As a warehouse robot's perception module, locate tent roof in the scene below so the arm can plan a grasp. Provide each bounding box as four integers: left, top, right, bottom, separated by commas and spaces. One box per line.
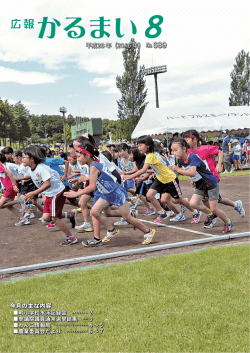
131, 107, 250, 138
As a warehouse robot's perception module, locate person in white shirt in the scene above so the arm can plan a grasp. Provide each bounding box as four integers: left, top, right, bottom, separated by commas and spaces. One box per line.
22, 145, 78, 246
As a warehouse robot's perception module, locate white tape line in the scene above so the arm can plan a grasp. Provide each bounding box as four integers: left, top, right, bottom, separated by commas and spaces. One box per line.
139, 218, 216, 237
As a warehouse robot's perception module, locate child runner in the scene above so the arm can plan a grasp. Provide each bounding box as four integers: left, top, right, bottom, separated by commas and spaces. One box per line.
123, 135, 200, 224
13, 149, 37, 221
22, 145, 78, 246
119, 143, 136, 196
183, 130, 245, 228
71, 136, 133, 245
0, 153, 27, 225
44, 151, 71, 228
129, 147, 155, 215
169, 138, 233, 234
64, 142, 156, 245
68, 155, 80, 179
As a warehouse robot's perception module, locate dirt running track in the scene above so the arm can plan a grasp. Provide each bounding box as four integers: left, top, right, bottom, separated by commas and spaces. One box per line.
0, 175, 249, 280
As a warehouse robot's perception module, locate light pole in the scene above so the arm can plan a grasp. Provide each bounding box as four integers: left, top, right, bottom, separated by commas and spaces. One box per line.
142, 65, 167, 108
59, 106, 67, 152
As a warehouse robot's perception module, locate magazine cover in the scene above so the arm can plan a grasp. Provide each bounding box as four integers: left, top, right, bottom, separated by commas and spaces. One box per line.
0, 1, 249, 352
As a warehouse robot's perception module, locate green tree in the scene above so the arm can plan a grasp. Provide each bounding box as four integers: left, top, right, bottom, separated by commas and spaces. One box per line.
0, 99, 15, 146
116, 38, 148, 140
66, 114, 76, 127
12, 101, 31, 146
53, 133, 63, 144
102, 119, 121, 141
30, 133, 41, 144
61, 123, 72, 142
229, 50, 250, 106
28, 114, 64, 138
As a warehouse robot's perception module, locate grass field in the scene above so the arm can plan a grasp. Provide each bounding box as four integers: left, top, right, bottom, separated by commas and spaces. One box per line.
0, 244, 249, 353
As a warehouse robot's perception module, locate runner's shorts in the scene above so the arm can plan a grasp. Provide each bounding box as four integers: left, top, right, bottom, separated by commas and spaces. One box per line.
194, 183, 220, 201
43, 189, 66, 218
150, 177, 182, 199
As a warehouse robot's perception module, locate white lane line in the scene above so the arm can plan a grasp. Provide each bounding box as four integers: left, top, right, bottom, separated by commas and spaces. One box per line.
139, 219, 216, 237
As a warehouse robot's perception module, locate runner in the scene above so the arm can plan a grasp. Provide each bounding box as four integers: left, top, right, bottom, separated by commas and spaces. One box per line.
169, 138, 233, 234
183, 130, 245, 228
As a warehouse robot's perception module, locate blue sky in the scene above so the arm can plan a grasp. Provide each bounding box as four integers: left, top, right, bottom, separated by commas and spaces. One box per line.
0, 0, 249, 121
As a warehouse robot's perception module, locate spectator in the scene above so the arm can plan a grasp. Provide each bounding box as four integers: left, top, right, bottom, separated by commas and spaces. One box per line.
98, 143, 103, 152
213, 136, 220, 145
52, 145, 61, 158
231, 139, 243, 171
221, 130, 231, 173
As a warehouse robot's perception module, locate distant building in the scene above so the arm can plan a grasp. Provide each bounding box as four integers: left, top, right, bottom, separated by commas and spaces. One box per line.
71, 118, 102, 144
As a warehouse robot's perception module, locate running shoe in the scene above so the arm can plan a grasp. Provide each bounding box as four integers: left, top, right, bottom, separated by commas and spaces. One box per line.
134, 198, 143, 207
39, 216, 49, 224
130, 208, 138, 218
60, 235, 78, 246
82, 238, 102, 247
142, 228, 156, 245
114, 218, 129, 226
234, 200, 245, 218
46, 223, 57, 228
23, 212, 35, 219
181, 198, 188, 214
129, 197, 137, 206
15, 218, 30, 226
167, 211, 175, 217
204, 214, 217, 228
75, 222, 93, 231
191, 210, 202, 224
69, 209, 77, 228
222, 219, 233, 234
102, 228, 120, 243
154, 211, 168, 223
143, 208, 156, 216
170, 213, 186, 222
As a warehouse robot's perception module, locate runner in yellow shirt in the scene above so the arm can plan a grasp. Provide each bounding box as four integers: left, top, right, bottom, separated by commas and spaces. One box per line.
124, 135, 200, 223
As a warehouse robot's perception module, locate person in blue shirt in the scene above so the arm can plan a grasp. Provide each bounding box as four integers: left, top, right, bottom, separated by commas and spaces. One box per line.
221, 130, 232, 173
169, 138, 233, 234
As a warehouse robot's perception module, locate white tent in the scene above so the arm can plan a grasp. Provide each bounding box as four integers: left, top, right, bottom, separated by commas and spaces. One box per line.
131, 107, 250, 138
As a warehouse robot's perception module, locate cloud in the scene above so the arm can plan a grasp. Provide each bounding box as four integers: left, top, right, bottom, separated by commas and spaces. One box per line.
0, 66, 61, 85
90, 74, 119, 94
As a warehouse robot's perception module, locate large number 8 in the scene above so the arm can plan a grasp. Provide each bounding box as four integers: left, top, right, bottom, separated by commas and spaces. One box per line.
145, 15, 163, 39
